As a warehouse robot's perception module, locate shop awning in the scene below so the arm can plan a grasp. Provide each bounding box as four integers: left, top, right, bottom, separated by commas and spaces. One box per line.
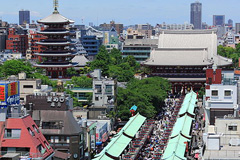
93, 113, 146, 160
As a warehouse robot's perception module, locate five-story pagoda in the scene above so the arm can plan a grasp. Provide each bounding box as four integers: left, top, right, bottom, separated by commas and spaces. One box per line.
34, 0, 76, 79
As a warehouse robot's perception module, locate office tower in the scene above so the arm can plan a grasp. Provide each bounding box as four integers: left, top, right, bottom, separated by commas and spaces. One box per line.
190, 1, 202, 29
213, 15, 225, 26
19, 10, 30, 25
228, 19, 233, 27
236, 23, 240, 34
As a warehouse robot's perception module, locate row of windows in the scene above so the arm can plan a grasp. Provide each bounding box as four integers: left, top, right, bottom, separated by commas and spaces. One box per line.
211, 90, 232, 97
4, 125, 40, 139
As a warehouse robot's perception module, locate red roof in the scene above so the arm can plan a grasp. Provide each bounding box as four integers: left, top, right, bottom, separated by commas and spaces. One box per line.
0, 115, 54, 159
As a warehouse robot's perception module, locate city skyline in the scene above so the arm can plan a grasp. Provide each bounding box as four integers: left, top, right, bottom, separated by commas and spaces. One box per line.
0, 0, 239, 25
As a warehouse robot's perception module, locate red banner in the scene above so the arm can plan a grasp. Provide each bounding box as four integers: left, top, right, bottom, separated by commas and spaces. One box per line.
0, 85, 5, 101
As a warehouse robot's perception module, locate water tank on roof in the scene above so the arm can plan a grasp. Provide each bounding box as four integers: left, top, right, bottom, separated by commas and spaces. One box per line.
18, 72, 26, 80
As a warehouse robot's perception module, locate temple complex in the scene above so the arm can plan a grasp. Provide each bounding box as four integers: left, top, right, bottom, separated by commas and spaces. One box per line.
144, 30, 232, 94
34, 0, 76, 79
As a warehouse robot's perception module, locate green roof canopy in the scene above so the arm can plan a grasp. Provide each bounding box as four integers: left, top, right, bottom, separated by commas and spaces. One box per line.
178, 91, 197, 116
93, 113, 146, 160
162, 91, 197, 160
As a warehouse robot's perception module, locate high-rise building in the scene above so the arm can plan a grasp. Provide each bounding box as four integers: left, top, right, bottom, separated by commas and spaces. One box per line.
6, 28, 28, 55
235, 23, 240, 34
19, 10, 30, 25
213, 15, 225, 26
190, 1, 202, 29
228, 19, 233, 27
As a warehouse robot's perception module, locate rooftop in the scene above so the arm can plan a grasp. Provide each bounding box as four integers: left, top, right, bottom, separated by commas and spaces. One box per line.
37, 12, 74, 24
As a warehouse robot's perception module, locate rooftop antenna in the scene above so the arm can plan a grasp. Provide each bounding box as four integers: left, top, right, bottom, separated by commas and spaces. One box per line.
53, 0, 59, 14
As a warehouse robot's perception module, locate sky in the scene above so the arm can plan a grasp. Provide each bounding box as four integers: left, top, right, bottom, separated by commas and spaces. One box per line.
0, 0, 240, 26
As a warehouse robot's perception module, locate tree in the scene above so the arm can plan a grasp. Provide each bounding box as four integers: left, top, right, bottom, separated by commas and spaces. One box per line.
1, 59, 35, 78
217, 45, 239, 68
65, 76, 92, 88
89, 46, 139, 82
67, 67, 78, 76
109, 48, 123, 65
117, 77, 170, 120
89, 46, 110, 76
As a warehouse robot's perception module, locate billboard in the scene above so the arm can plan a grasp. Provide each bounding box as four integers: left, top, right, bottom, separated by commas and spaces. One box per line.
0, 81, 20, 108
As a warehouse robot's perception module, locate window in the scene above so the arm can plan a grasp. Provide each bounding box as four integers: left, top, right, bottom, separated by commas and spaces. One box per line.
95, 85, 102, 93
4, 129, 21, 138
228, 125, 237, 131
23, 85, 33, 88
225, 90, 231, 97
44, 141, 51, 149
66, 137, 70, 143
105, 85, 112, 94
27, 128, 35, 136
55, 136, 59, 143
95, 96, 99, 101
211, 90, 218, 96
50, 136, 54, 143
37, 144, 46, 154
33, 125, 39, 134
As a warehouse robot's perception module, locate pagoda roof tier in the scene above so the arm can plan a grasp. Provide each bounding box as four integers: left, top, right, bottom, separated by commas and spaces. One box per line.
37, 31, 70, 35
36, 41, 70, 46
42, 50, 69, 53
34, 52, 75, 56
37, 13, 74, 24
34, 63, 78, 68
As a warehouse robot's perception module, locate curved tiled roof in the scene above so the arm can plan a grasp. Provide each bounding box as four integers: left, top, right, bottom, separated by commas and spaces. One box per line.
38, 13, 74, 24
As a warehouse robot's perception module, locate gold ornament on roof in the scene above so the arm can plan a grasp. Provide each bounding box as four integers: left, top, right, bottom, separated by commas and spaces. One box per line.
53, 0, 59, 14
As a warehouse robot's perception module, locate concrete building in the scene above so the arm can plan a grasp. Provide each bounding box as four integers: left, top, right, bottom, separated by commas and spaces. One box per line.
228, 19, 233, 27
156, 22, 194, 31
19, 10, 30, 25
203, 118, 240, 159
234, 34, 240, 46
70, 88, 93, 103
0, 81, 54, 160
126, 28, 154, 39
122, 39, 158, 62
0, 50, 23, 62
235, 23, 240, 34
0, 27, 7, 52
190, 1, 202, 29
99, 21, 123, 35
87, 70, 116, 119
80, 35, 101, 61
26, 92, 85, 160
205, 69, 238, 125
102, 27, 119, 52
213, 15, 225, 26
135, 24, 153, 30
6, 28, 28, 55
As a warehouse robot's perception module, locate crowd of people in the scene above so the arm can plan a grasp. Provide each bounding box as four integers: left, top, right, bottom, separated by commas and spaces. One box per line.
137, 97, 181, 160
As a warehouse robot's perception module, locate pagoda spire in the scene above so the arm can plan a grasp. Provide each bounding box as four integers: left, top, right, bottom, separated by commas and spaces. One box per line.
53, 0, 59, 14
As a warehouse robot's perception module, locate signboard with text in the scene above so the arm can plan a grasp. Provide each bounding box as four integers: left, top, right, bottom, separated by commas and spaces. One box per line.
0, 81, 20, 108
